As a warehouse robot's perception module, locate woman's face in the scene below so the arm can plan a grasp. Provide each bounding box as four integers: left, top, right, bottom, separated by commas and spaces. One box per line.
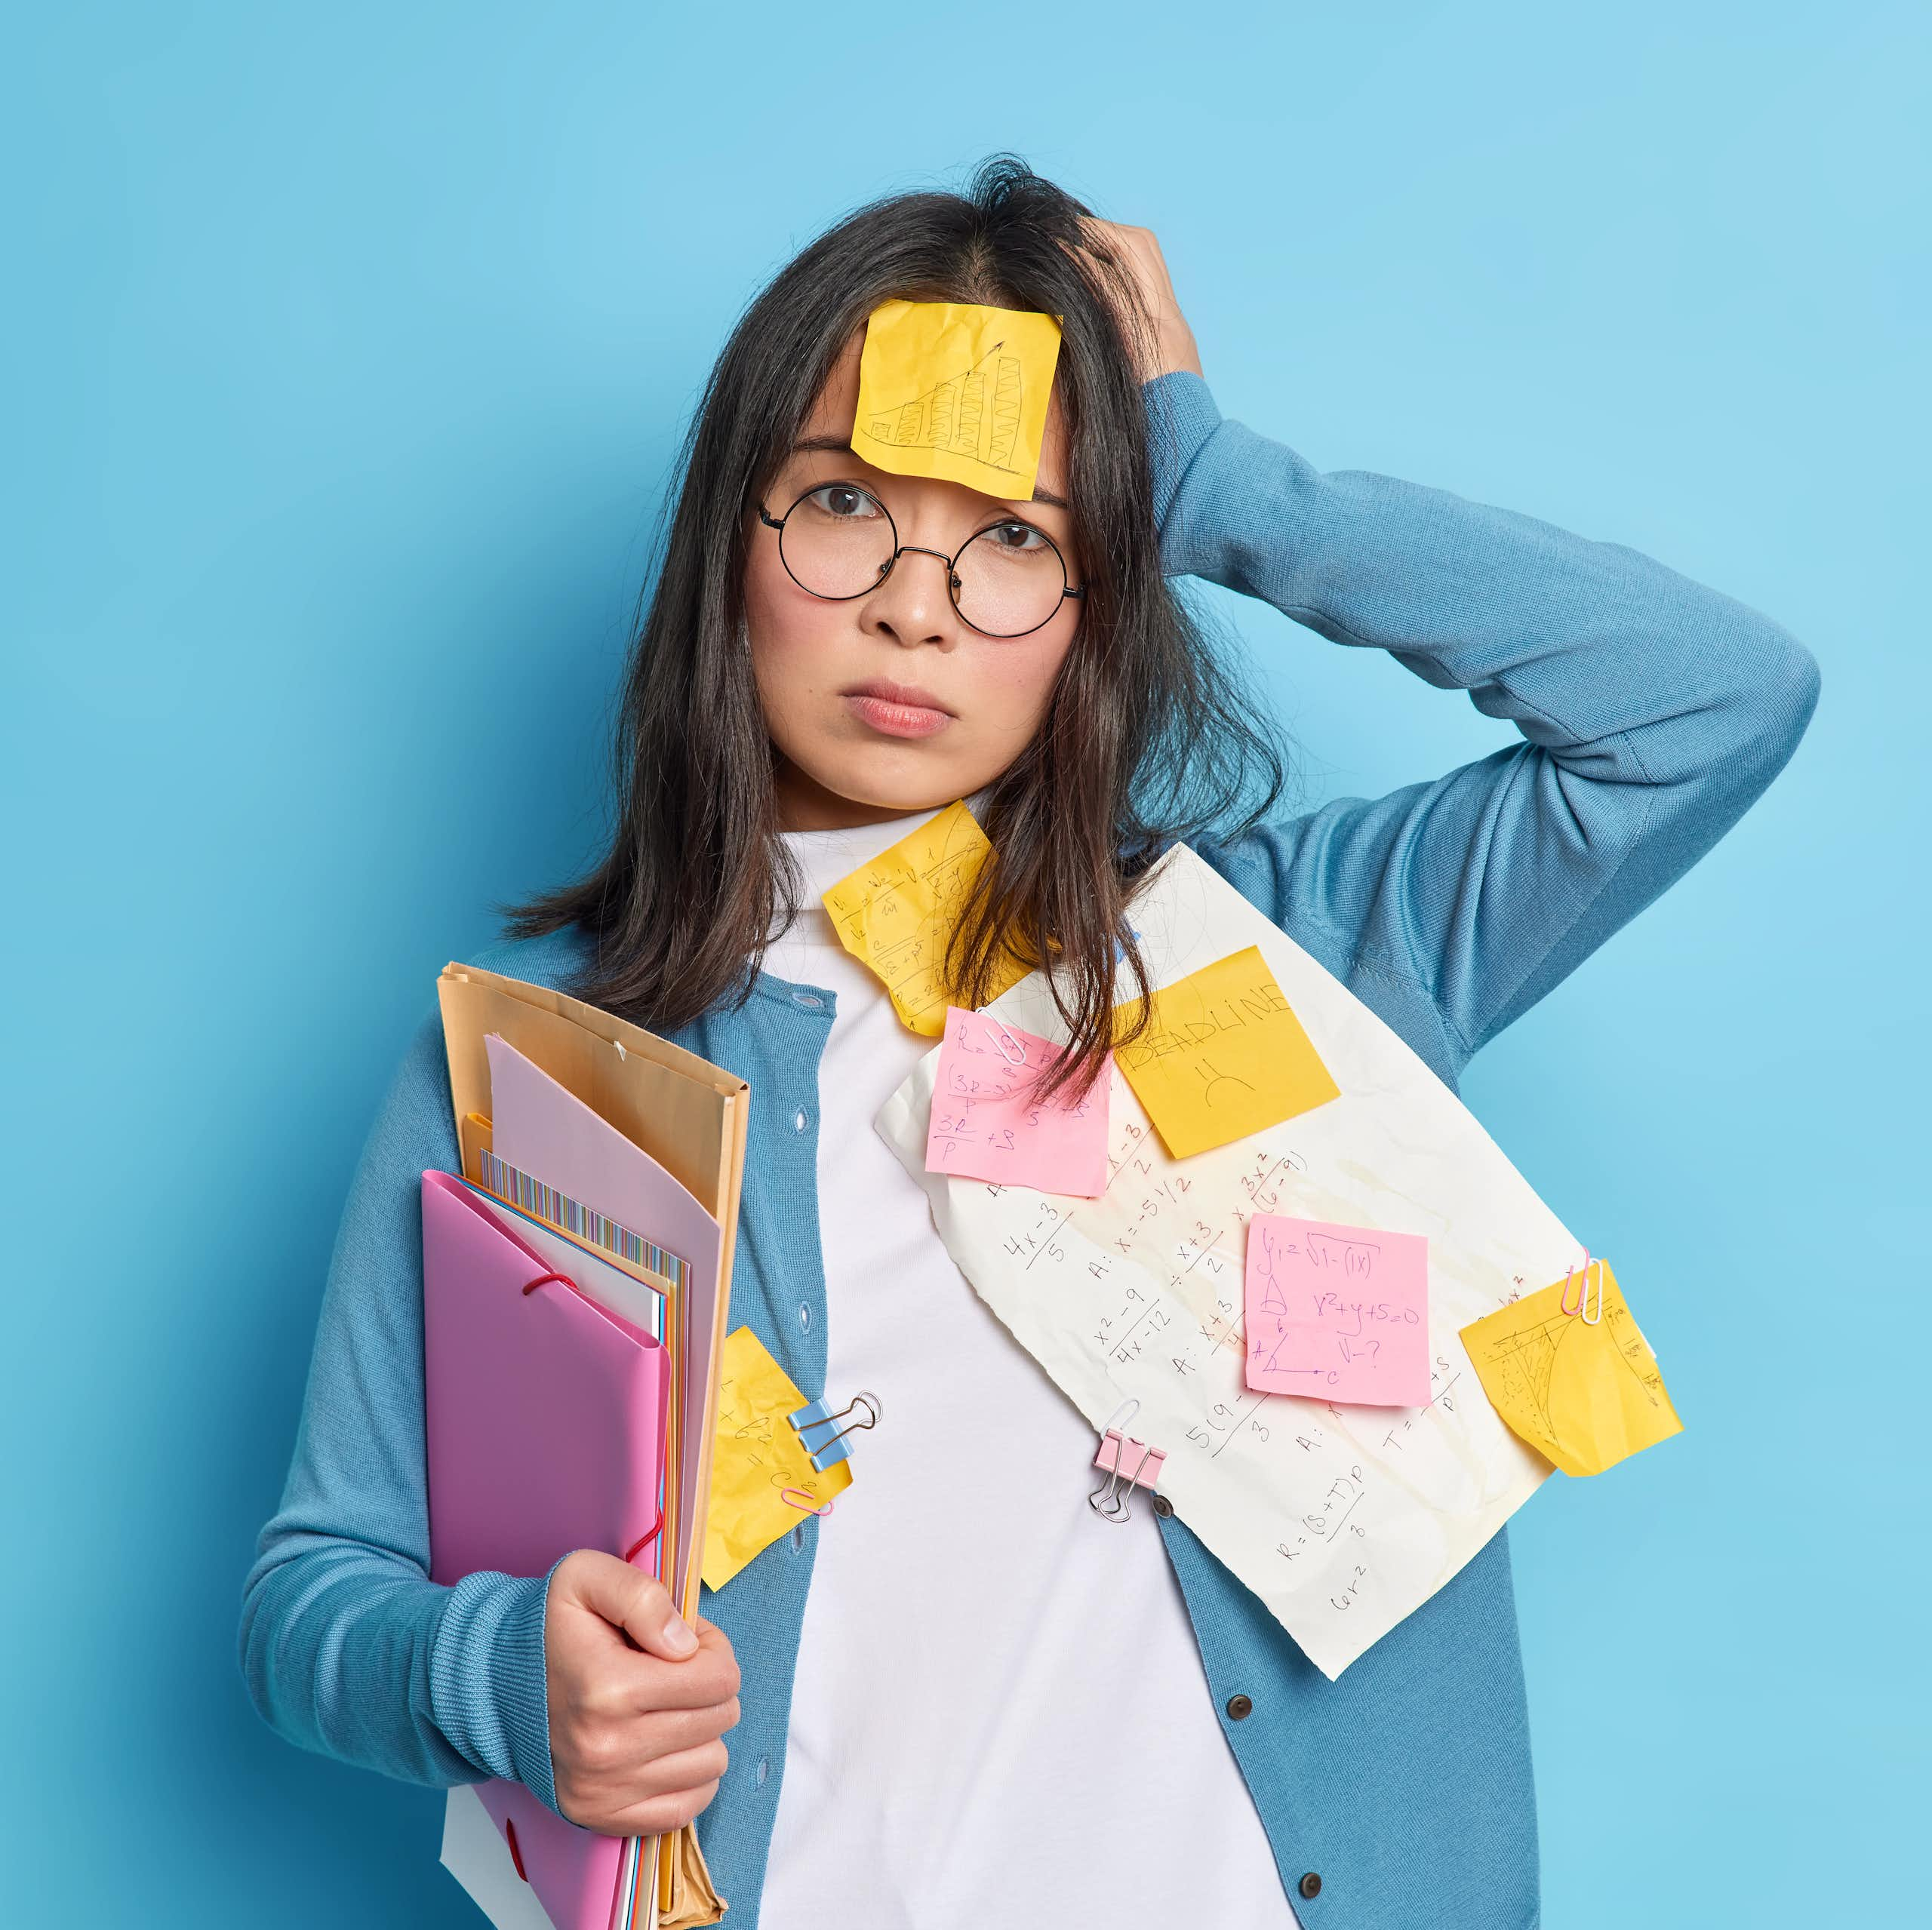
745, 333, 1084, 831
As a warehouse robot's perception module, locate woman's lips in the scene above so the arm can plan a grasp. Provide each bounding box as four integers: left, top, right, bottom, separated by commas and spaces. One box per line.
842, 688, 954, 739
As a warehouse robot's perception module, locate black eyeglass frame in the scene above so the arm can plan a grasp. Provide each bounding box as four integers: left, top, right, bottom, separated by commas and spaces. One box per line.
756, 481, 1085, 640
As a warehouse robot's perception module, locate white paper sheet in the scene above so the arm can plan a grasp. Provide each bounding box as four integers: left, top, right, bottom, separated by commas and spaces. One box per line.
875, 845, 1572, 1678
441, 1785, 558, 1930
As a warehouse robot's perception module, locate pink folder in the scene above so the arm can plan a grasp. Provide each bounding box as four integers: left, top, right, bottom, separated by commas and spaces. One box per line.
422, 1171, 670, 1930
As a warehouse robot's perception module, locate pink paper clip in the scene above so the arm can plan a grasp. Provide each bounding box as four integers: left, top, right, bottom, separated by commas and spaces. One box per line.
1559, 1251, 1604, 1326
781, 1487, 833, 1517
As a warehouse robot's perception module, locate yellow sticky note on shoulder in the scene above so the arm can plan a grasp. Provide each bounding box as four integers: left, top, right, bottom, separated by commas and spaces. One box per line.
822, 799, 1030, 1035
1459, 1262, 1682, 1478
1114, 945, 1340, 1159
703, 1326, 851, 1591
851, 300, 1063, 500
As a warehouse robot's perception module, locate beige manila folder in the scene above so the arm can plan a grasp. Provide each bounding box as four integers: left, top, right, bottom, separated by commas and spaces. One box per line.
436, 962, 749, 1930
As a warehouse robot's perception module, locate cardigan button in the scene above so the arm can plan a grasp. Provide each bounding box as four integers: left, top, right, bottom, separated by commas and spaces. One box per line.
1298, 1872, 1322, 1900
1225, 1693, 1253, 1721
1152, 1495, 1174, 1519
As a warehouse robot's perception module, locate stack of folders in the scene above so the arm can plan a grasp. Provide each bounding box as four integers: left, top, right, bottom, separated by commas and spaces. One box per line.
426, 962, 748, 1930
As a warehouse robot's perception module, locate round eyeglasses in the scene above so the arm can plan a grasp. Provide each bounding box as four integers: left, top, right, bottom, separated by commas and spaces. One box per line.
757, 481, 1084, 639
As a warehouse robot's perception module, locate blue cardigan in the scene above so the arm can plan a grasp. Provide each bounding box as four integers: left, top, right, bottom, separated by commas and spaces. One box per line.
239, 373, 1819, 1928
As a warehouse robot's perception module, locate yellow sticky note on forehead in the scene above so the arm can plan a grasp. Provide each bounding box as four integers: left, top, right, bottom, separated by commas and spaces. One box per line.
822, 798, 1031, 1035
851, 299, 1063, 500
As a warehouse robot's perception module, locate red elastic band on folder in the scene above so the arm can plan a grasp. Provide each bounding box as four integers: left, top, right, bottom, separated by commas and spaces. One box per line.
624, 1512, 664, 1564
504, 1818, 528, 1882
520, 1271, 574, 1298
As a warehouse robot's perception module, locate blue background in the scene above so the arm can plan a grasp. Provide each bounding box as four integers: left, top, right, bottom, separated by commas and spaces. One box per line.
5, 4, 1924, 1922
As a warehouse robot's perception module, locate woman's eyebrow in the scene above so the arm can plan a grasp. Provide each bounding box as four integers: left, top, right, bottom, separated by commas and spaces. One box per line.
788, 435, 1072, 513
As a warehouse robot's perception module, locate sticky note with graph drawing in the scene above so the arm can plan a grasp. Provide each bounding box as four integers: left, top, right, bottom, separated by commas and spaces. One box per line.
851, 300, 1063, 500
1458, 1260, 1683, 1477
1113, 944, 1341, 1158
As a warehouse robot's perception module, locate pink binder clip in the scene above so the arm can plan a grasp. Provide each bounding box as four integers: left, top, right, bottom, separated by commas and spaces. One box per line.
1088, 1402, 1168, 1525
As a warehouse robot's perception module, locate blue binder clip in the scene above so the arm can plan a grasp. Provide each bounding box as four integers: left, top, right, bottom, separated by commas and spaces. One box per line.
788, 1390, 882, 1472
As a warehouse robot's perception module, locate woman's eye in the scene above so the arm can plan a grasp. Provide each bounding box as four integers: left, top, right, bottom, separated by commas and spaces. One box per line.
986, 521, 1048, 552
808, 484, 881, 520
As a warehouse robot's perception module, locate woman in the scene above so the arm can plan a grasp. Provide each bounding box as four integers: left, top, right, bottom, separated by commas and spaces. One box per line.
242, 160, 1818, 1928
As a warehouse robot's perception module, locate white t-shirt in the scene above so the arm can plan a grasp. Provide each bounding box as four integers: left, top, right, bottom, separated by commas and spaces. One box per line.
757, 807, 1297, 1930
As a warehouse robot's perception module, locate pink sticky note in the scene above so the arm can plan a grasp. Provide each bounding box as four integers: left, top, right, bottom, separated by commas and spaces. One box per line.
1243, 1214, 1430, 1407
924, 1006, 1112, 1197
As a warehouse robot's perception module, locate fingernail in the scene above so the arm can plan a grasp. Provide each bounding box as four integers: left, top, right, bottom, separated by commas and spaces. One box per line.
663, 1614, 698, 1657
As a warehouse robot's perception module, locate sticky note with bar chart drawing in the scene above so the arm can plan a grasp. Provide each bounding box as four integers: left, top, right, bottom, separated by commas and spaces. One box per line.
851, 300, 1063, 500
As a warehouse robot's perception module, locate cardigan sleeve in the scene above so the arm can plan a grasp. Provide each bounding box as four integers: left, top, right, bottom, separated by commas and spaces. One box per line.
1144, 372, 1820, 1068
236, 1008, 561, 1811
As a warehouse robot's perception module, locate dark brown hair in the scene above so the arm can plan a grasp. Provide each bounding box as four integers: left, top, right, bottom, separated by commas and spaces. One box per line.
506, 157, 1286, 1096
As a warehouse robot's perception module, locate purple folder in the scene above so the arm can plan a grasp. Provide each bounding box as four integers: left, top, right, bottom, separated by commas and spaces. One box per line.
423, 1171, 669, 1930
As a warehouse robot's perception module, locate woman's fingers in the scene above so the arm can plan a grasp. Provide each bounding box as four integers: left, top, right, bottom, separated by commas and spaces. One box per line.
609, 1737, 731, 1802
551, 1549, 700, 1661
560, 1729, 731, 1837
599, 1776, 727, 1840
1075, 217, 1204, 383
618, 1621, 740, 1714
632, 1694, 741, 1752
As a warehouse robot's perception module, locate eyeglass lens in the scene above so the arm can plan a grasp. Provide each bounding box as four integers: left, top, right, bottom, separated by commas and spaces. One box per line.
776, 484, 1069, 638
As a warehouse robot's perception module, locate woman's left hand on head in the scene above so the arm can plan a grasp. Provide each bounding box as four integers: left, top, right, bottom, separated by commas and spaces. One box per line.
1080, 218, 1204, 384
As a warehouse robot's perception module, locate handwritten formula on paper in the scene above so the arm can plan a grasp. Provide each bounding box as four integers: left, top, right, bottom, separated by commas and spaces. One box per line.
1114, 945, 1340, 1158
821, 801, 1029, 1037
925, 1008, 1112, 1196
1243, 1214, 1431, 1408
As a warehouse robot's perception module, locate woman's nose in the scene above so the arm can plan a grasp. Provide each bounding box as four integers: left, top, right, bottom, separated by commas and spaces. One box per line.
862, 546, 960, 647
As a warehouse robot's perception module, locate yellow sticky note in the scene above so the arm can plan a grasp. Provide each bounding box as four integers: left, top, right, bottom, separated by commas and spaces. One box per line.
1458, 1262, 1683, 1478
822, 799, 1030, 1036
1113, 945, 1340, 1159
703, 1326, 852, 1591
851, 299, 1063, 500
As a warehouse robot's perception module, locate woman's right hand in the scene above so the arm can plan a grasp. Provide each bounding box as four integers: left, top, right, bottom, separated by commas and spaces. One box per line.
543, 1549, 742, 1835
